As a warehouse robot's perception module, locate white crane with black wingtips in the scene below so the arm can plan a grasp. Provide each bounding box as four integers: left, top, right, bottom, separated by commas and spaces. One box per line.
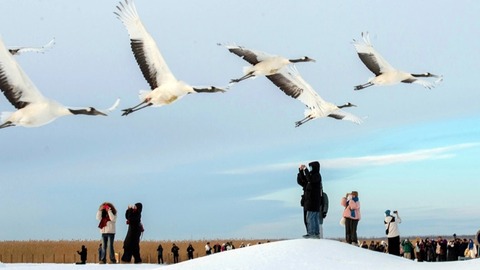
267, 66, 363, 127
353, 32, 443, 90
0, 37, 114, 129
221, 44, 315, 84
115, 0, 226, 116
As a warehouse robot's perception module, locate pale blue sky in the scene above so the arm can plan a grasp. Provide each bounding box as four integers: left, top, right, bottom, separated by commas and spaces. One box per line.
0, 0, 479, 241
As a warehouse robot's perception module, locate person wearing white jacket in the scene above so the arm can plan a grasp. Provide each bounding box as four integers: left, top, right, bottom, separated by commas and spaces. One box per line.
465, 239, 478, 259
384, 210, 402, 256
96, 202, 117, 264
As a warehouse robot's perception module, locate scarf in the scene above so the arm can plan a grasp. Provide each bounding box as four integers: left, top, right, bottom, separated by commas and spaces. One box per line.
350, 197, 359, 218
98, 210, 110, 229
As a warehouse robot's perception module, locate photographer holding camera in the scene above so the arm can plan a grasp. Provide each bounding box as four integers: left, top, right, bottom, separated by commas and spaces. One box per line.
341, 191, 361, 244
297, 161, 324, 239
76, 245, 87, 264
96, 202, 117, 264
384, 209, 402, 256
122, 202, 143, 264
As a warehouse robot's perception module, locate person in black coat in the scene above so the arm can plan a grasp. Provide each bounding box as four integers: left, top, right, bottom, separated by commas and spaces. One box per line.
76, 245, 87, 264
187, 243, 195, 260
297, 161, 322, 238
171, 243, 180, 263
121, 202, 143, 264
157, 244, 164, 264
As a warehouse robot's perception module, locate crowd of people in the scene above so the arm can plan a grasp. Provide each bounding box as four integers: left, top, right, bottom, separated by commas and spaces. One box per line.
296, 160, 479, 263
360, 236, 478, 261
84, 161, 478, 265
156, 241, 250, 264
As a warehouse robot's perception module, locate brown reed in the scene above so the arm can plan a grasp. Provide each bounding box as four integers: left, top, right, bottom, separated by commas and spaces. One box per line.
0, 239, 273, 264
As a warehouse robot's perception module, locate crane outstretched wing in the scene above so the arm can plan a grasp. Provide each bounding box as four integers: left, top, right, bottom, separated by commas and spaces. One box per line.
223, 44, 276, 65
0, 37, 46, 109
327, 110, 363, 124
267, 66, 326, 109
353, 32, 395, 75
115, 0, 176, 90
268, 66, 363, 124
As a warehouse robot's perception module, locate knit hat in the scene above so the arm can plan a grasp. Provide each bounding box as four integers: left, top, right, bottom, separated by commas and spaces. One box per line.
385, 210, 391, 216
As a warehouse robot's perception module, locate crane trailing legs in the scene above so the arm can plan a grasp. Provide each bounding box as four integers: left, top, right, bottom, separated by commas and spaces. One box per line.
121, 100, 151, 116
121, 86, 224, 116
354, 82, 374, 90
295, 102, 358, 127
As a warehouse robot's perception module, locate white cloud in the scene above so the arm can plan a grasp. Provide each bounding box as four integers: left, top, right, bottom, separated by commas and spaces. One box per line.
218, 142, 480, 175
248, 187, 300, 208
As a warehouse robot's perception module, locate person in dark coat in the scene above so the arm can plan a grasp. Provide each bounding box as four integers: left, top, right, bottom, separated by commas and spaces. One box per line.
171, 243, 180, 263
318, 191, 329, 238
187, 243, 195, 260
213, 243, 221, 253
76, 245, 87, 264
297, 166, 308, 231
121, 202, 143, 264
297, 161, 322, 238
156, 244, 164, 264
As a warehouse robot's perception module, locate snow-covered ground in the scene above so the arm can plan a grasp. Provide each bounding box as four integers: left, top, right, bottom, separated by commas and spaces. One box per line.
0, 239, 478, 270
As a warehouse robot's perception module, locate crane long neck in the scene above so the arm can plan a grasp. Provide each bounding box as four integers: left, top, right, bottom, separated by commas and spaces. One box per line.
337, 104, 353, 108
411, 73, 430, 77
69, 108, 91, 115
289, 58, 307, 63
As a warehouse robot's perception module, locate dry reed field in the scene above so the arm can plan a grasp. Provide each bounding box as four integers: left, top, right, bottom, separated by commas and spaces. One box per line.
0, 239, 272, 264
1, 236, 469, 264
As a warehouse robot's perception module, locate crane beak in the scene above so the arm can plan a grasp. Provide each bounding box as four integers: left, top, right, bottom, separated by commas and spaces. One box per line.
93, 109, 108, 116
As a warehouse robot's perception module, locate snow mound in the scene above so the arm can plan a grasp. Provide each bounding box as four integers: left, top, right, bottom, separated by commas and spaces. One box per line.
162, 239, 480, 270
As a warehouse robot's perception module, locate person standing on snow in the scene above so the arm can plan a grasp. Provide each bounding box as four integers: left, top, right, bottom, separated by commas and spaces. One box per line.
402, 238, 414, 259
171, 243, 180, 263
341, 191, 361, 244
205, 242, 212, 255
384, 210, 402, 256
76, 245, 88, 264
297, 161, 323, 238
156, 244, 164, 264
96, 202, 117, 264
319, 191, 329, 238
187, 243, 195, 260
121, 203, 143, 264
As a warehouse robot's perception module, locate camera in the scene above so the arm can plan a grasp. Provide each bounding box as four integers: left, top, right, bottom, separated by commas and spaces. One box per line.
393, 210, 398, 213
